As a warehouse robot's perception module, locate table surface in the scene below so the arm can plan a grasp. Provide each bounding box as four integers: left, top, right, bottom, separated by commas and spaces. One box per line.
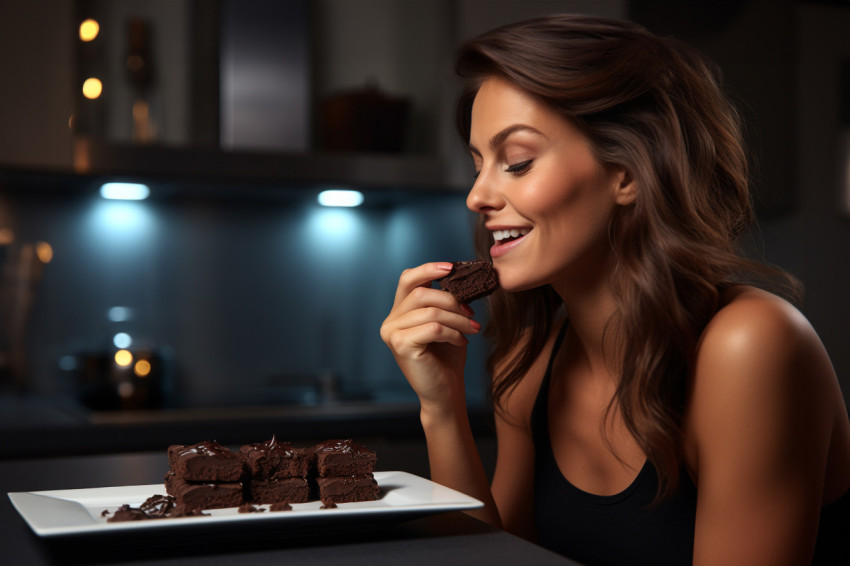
1, 452, 579, 565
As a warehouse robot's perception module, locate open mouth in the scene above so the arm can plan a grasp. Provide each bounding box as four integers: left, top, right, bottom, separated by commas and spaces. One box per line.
492, 228, 529, 245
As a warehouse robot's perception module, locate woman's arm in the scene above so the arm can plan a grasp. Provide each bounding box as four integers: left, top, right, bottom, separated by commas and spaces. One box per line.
380, 262, 501, 525
688, 288, 845, 566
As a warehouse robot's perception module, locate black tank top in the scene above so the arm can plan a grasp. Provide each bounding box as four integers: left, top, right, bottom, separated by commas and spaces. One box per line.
531, 323, 850, 565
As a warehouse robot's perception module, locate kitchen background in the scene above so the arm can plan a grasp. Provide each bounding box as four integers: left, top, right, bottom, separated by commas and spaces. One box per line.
1, 0, 848, 454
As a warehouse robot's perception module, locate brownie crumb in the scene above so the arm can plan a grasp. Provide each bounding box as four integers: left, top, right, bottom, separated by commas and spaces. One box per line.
269, 502, 292, 512
170, 505, 209, 518
107, 504, 148, 522
238, 503, 264, 514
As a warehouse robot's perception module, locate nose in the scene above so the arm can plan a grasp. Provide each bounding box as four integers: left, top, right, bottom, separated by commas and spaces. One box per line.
466, 169, 503, 214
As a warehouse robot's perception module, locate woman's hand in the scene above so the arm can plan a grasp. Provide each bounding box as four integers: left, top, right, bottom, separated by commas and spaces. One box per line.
380, 262, 481, 411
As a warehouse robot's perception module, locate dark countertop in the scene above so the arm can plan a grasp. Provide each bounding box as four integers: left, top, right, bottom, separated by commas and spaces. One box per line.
0, 395, 496, 473
1, 451, 577, 565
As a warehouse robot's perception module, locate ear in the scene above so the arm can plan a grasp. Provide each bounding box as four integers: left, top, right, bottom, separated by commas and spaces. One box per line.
613, 168, 637, 206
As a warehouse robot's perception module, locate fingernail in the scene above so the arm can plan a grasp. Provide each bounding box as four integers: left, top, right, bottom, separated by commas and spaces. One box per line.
470, 319, 481, 331
461, 304, 474, 317
436, 262, 454, 271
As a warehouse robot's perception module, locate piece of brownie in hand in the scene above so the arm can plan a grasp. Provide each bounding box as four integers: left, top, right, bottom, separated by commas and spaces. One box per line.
439, 260, 499, 303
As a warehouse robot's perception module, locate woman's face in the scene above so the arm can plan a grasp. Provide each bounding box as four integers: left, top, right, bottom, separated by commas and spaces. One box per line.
466, 76, 631, 293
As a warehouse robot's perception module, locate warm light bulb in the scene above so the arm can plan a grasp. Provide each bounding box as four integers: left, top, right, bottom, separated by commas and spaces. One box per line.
114, 349, 133, 367
82, 77, 103, 99
79, 19, 100, 42
35, 242, 53, 263
134, 359, 152, 378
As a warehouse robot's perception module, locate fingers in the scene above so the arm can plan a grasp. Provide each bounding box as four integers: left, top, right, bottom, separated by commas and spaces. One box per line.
389, 321, 470, 354
393, 262, 454, 306
381, 262, 481, 353
381, 291, 480, 348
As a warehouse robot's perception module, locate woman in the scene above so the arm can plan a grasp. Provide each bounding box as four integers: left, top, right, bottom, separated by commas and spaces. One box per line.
380, 14, 850, 565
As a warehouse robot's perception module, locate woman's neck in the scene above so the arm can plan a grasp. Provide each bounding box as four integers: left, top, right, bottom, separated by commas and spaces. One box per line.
553, 277, 619, 381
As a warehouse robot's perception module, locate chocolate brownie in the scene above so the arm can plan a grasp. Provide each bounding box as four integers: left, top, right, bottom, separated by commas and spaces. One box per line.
167, 440, 244, 482
439, 260, 499, 303
247, 477, 310, 504
312, 439, 377, 477
164, 473, 243, 510
239, 436, 310, 479
316, 474, 380, 504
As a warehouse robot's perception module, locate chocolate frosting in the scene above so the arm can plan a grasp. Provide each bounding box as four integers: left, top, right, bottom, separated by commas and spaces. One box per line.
243, 435, 299, 457
175, 440, 238, 459
313, 438, 372, 456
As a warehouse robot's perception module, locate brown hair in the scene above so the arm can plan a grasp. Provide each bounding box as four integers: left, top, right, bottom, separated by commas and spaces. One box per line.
455, 14, 801, 500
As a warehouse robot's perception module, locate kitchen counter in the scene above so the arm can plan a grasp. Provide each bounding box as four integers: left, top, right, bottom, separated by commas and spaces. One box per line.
1, 451, 576, 565
0, 395, 495, 471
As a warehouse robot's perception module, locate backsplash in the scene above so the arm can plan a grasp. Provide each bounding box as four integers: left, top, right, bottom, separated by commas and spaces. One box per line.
2, 180, 491, 410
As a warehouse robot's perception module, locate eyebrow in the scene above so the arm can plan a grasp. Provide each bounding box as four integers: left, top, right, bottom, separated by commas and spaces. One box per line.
468, 124, 546, 156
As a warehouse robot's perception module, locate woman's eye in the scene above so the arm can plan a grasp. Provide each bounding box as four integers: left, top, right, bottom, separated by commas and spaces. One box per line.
505, 159, 533, 175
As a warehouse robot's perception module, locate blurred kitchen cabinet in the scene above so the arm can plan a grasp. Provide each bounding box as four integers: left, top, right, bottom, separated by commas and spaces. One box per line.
0, 0, 75, 172
1, 0, 470, 192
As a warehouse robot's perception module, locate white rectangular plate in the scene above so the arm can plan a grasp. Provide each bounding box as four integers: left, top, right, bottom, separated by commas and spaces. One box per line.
8, 471, 483, 537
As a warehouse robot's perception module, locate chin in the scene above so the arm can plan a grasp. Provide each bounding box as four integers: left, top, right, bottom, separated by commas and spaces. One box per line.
496, 277, 541, 294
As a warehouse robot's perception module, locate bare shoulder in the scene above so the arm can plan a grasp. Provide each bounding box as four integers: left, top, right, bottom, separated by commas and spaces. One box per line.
694, 285, 832, 389
685, 294, 850, 563
687, 285, 844, 471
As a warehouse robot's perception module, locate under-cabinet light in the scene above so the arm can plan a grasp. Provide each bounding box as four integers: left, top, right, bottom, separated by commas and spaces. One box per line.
100, 182, 150, 200
317, 189, 363, 207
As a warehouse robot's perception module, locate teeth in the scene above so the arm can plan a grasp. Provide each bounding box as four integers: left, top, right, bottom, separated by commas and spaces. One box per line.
492, 228, 529, 242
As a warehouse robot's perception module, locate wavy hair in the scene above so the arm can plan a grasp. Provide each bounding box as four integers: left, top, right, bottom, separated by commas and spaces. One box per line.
455, 14, 801, 500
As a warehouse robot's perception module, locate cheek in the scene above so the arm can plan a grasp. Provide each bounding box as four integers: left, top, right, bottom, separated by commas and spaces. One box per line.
522, 170, 609, 221
529, 178, 616, 242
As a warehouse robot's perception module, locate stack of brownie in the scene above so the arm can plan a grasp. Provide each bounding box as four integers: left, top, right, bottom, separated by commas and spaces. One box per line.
239, 436, 311, 504
164, 440, 245, 510
162, 437, 381, 512
312, 438, 380, 505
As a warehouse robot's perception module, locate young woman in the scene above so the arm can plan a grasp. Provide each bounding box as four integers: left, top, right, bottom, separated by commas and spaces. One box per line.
380, 14, 850, 565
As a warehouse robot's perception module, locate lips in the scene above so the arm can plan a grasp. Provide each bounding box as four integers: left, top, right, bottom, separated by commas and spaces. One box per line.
489, 227, 530, 259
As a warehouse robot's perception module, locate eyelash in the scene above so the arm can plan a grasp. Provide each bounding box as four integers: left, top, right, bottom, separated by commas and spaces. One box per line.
505, 159, 533, 175
471, 159, 533, 179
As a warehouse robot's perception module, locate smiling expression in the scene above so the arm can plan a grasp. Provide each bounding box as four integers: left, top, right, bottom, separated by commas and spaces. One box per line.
466, 77, 631, 294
